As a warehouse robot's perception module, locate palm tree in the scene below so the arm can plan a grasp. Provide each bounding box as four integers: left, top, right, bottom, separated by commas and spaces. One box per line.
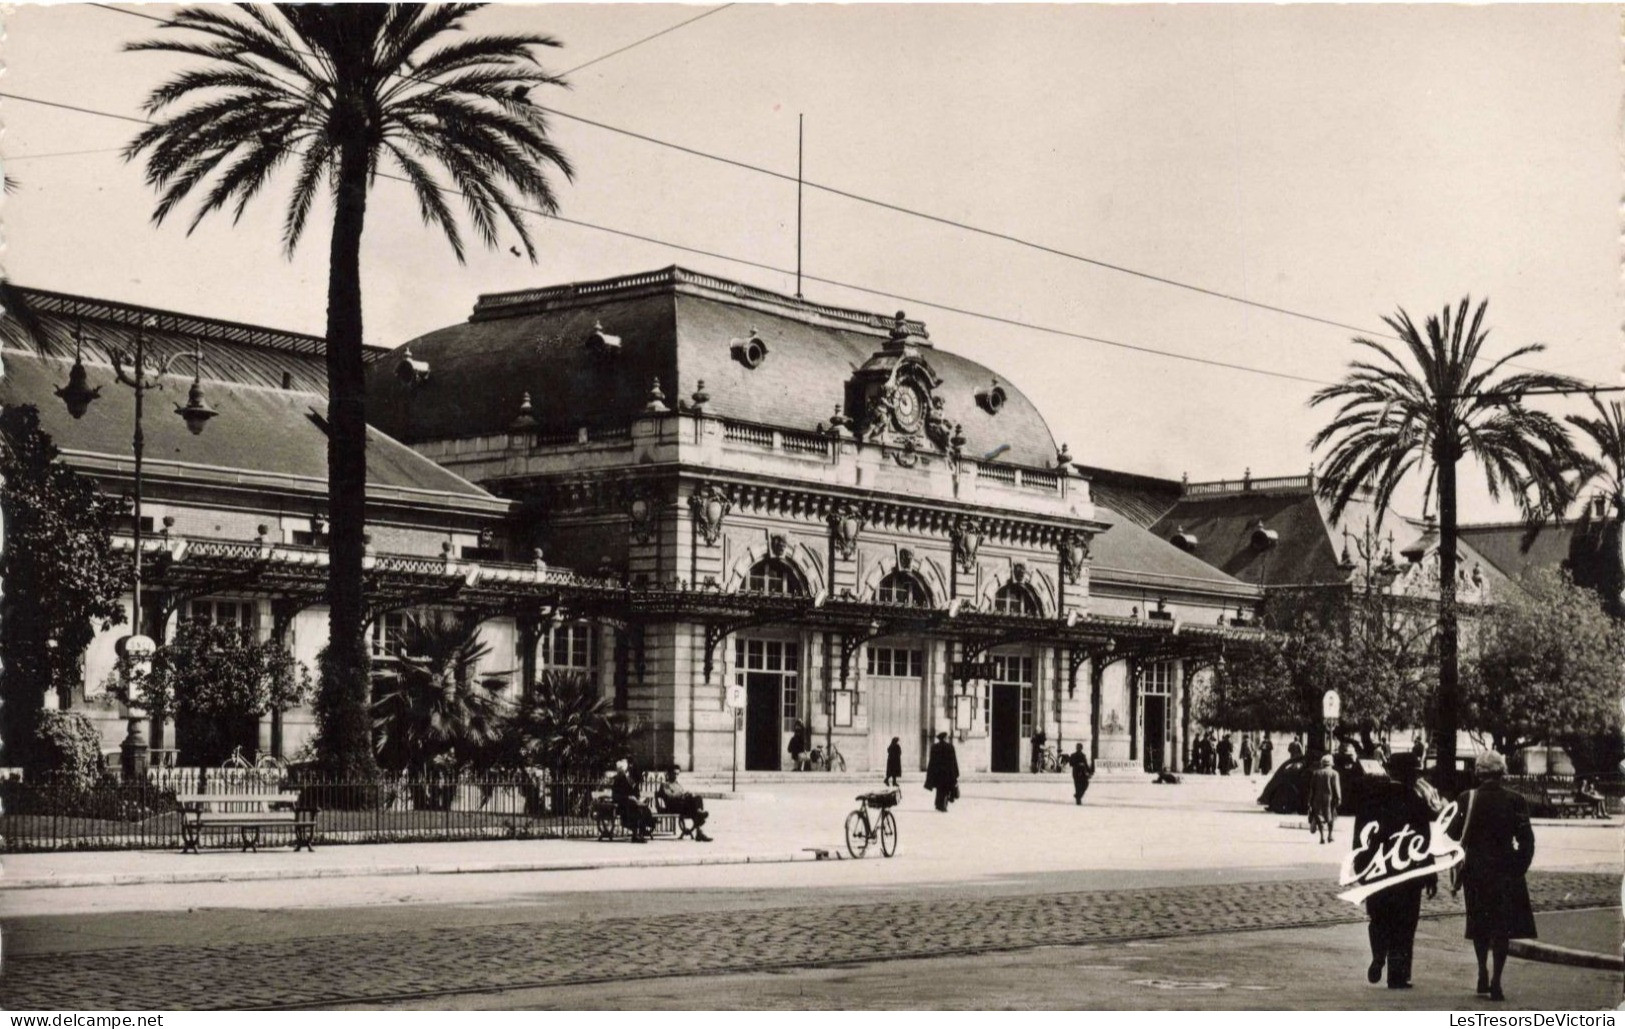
370, 613, 507, 780
1564, 396, 1625, 616
1310, 297, 1583, 779
125, 5, 573, 777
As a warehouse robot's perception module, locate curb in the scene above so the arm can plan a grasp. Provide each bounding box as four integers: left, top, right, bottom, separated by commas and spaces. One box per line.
1509, 939, 1624, 972
0, 850, 814, 891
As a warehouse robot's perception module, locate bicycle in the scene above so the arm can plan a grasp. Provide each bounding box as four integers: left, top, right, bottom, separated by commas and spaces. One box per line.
845, 789, 899, 858
1037, 745, 1065, 773
807, 741, 847, 772
223, 746, 285, 786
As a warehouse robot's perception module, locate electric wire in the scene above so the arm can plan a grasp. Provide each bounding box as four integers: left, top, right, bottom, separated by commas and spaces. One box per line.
79, 0, 1619, 390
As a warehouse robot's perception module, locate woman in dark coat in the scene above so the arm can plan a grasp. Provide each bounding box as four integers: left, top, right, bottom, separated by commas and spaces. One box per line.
1447, 750, 1536, 1002
1216, 734, 1235, 775
1258, 737, 1274, 775
884, 737, 903, 787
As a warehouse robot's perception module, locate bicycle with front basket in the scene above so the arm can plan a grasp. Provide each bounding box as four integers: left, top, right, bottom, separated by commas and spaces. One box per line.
845, 788, 899, 858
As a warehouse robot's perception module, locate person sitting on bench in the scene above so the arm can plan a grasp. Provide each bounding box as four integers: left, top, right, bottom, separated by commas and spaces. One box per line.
656, 766, 713, 842
1576, 778, 1608, 819
611, 758, 656, 842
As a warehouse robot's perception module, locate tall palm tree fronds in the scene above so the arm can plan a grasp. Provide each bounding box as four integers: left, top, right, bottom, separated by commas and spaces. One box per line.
1309, 297, 1585, 777
124, 4, 573, 777
1564, 396, 1625, 616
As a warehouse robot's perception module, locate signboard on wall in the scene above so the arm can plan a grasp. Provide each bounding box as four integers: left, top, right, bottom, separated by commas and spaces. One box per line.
951, 661, 996, 681
953, 693, 976, 731
833, 690, 854, 728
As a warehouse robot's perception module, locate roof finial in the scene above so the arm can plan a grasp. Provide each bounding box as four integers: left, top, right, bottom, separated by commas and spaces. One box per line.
644, 377, 671, 414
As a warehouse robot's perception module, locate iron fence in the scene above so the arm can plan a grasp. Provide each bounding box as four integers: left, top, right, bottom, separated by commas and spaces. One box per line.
0, 771, 646, 853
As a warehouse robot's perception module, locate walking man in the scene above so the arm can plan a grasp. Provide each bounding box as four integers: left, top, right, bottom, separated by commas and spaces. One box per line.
1357, 754, 1436, 989
1258, 736, 1274, 775
924, 731, 959, 812
1068, 742, 1093, 805
1240, 736, 1254, 776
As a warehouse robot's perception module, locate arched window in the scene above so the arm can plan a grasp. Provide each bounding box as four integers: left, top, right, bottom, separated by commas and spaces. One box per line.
744, 558, 804, 596
876, 570, 931, 607
992, 582, 1041, 616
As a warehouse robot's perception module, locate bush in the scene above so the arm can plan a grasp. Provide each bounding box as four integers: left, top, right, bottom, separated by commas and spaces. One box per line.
36, 711, 105, 791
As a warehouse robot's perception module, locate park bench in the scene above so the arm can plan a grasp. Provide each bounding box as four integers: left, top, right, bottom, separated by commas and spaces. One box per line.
590, 791, 685, 841
178, 792, 317, 853
1538, 785, 1589, 819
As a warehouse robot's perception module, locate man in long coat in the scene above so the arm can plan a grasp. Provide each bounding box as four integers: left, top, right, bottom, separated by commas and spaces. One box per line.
1448, 750, 1536, 1002
1308, 753, 1342, 843
924, 732, 959, 812
1068, 743, 1093, 805
1354, 755, 1437, 989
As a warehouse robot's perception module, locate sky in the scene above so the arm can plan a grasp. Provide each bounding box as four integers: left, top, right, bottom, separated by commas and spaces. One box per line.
2, 3, 1620, 525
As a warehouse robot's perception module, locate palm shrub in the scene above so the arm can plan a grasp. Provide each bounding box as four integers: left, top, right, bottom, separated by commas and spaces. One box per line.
1310, 298, 1584, 777
370, 613, 507, 807
125, 5, 574, 779
493, 670, 637, 815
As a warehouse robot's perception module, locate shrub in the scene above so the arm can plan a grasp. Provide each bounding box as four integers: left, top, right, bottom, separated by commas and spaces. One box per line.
36, 710, 105, 791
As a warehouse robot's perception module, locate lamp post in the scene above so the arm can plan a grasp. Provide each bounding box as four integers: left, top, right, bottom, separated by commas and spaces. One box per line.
54, 316, 219, 777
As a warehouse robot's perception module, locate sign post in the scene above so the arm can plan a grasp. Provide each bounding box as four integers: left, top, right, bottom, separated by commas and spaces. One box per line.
727, 683, 746, 793
1322, 689, 1341, 752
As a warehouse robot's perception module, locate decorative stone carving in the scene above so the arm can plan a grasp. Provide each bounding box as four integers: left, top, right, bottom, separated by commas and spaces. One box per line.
829, 503, 865, 560
1010, 561, 1027, 584
768, 533, 790, 559
952, 520, 982, 574
847, 312, 950, 455
1061, 533, 1092, 583
688, 483, 731, 546
627, 486, 658, 545
643, 378, 671, 414
897, 547, 913, 572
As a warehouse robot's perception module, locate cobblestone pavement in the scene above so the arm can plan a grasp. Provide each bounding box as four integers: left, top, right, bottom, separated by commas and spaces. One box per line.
4, 871, 1613, 1010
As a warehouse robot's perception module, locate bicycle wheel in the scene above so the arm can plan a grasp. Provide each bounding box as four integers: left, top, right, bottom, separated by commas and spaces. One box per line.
879, 809, 898, 857
844, 810, 870, 858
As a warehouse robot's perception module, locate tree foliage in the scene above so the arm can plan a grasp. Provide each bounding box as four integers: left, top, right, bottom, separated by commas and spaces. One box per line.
1463, 568, 1624, 756
35, 710, 108, 791
126, 5, 575, 778
119, 619, 313, 765
1564, 395, 1625, 617
0, 405, 128, 769
1198, 592, 1430, 748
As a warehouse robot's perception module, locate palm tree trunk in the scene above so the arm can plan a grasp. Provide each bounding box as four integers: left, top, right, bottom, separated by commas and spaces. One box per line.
317, 121, 379, 780
1435, 457, 1461, 782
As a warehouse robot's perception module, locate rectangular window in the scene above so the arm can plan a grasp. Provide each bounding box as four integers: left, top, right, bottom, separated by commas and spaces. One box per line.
1021, 683, 1034, 738
183, 599, 258, 640
1141, 660, 1174, 696
370, 611, 410, 658
291, 530, 329, 547
866, 646, 923, 679
542, 621, 599, 677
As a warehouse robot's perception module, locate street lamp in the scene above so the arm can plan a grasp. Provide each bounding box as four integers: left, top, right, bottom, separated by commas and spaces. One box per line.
54, 315, 220, 776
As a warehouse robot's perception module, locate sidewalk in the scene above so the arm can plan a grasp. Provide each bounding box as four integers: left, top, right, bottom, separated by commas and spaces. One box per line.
4, 777, 1617, 894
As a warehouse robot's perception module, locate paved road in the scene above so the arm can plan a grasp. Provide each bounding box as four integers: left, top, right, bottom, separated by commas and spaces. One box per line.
4, 871, 1614, 1010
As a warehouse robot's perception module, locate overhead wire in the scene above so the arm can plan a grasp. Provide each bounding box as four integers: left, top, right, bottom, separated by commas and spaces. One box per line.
0, 88, 1335, 388
83, 1, 1615, 391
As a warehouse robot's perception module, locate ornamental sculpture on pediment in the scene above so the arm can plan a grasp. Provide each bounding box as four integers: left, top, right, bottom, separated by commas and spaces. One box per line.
688, 483, 732, 546
1061, 533, 1093, 583
829, 503, 865, 560
952, 520, 982, 574
627, 484, 659, 545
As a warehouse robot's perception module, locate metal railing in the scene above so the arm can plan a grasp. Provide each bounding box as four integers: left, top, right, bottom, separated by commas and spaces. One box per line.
0, 772, 649, 853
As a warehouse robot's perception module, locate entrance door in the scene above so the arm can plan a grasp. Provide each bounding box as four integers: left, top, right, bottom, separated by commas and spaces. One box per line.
1143, 695, 1167, 773
745, 673, 782, 771
991, 684, 1022, 772
867, 644, 925, 772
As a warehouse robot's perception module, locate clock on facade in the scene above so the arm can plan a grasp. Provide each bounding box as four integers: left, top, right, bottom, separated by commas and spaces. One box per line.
891, 383, 924, 434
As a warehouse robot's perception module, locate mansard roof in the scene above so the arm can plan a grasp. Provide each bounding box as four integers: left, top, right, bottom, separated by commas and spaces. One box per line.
364, 266, 1063, 470
0, 283, 389, 394
0, 349, 502, 513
